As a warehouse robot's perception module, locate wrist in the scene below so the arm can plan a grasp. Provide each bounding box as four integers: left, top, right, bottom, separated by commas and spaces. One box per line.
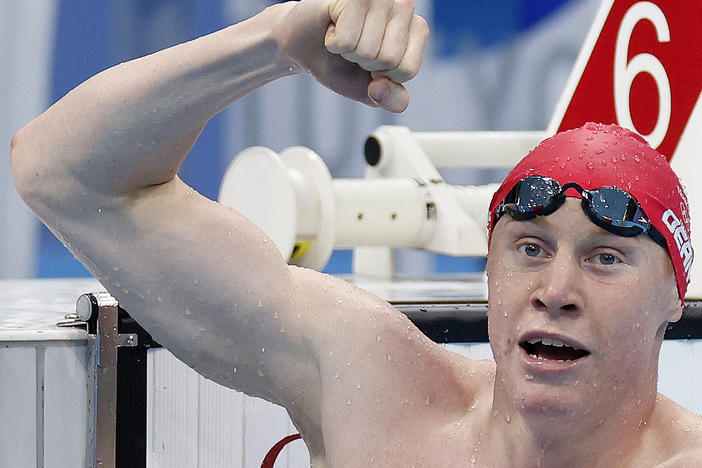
261, 2, 305, 76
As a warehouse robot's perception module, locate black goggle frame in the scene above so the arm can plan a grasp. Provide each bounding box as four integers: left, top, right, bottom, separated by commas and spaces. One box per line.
494, 175, 666, 248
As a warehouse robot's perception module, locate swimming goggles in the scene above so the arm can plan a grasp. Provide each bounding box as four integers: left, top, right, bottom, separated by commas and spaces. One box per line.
494, 175, 666, 248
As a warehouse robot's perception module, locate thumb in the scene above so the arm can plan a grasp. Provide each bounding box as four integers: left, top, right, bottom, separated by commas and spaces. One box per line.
368, 77, 410, 113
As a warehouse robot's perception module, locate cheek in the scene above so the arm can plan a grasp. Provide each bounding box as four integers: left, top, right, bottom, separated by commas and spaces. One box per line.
487, 275, 526, 355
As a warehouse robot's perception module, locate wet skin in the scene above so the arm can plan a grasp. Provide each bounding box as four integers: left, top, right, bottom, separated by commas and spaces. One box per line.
484, 197, 687, 464
11, 0, 702, 462
305, 198, 702, 467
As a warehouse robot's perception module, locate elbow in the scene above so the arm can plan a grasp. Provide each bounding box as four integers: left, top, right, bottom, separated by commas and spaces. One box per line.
10, 127, 46, 210
9, 129, 29, 196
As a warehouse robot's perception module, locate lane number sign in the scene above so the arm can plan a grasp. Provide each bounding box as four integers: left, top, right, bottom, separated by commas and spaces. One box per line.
555, 1, 702, 160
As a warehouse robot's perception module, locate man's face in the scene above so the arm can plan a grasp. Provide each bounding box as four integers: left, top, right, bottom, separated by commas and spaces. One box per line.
486, 198, 681, 423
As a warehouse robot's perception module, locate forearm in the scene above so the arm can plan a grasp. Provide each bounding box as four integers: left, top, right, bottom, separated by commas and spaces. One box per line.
11, 4, 294, 200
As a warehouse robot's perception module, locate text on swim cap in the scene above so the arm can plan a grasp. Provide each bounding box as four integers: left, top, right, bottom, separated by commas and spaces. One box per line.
662, 209, 693, 283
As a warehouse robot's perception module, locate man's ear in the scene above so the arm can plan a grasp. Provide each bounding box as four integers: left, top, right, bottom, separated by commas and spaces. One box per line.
667, 296, 683, 323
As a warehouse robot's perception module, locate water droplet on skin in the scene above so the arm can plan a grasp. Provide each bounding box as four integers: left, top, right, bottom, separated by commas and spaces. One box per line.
634, 155, 641, 162
425, 395, 431, 405
587, 162, 594, 169
357, 383, 362, 389
257, 369, 264, 377
261, 347, 265, 353
595, 148, 604, 154
525, 374, 534, 380
505, 414, 511, 423
470, 454, 477, 464
346, 399, 352, 406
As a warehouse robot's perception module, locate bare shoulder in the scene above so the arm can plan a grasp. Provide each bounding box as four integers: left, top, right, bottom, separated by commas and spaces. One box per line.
651, 394, 702, 467
289, 264, 490, 400
288, 267, 494, 460
656, 449, 702, 468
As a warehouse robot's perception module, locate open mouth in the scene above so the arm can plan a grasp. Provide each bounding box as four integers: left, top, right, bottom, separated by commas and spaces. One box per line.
519, 337, 590, 362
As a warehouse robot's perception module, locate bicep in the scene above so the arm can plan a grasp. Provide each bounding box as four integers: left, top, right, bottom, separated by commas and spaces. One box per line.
50, 177, 324, 405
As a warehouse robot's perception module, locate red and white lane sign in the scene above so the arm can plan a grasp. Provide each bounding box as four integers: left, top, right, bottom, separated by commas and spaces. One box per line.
548, 0, 702, 298
549, 0, 702, 161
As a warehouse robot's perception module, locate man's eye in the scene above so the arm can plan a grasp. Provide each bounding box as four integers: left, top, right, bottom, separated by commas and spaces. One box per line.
519, 243, 542, 257
592, 253, 620, 265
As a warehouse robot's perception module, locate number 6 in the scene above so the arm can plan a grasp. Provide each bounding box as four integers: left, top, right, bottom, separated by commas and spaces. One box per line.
614, 1, 671, 149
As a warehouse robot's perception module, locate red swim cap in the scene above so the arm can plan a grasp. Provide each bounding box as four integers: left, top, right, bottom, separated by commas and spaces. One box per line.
488, 122, 693, 301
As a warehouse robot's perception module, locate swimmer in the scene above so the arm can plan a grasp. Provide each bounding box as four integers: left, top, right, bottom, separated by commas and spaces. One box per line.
9, 0, 702, 466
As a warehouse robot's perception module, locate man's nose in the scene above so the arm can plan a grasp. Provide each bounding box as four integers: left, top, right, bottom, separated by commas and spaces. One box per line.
530, 252, 581, 314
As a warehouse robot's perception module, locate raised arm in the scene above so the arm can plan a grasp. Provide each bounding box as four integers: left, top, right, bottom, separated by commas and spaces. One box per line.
9, 0, 429, 453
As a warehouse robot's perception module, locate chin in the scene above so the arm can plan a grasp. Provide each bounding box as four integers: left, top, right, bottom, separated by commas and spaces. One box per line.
519, 391, 579, 419
507, 373, 592, 425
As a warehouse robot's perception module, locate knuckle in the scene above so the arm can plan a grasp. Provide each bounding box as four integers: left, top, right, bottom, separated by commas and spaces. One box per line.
397, 63, 418, 81
340, 51, 359, 63
333, 35, 359, 53
376, 53, 402, 70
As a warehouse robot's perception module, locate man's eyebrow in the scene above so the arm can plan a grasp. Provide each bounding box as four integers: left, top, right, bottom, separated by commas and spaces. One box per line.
502, 216, 551, 236
505, 216, 639, 244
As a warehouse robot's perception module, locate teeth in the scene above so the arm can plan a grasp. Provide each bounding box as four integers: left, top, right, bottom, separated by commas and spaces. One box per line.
527, 337, 569, 348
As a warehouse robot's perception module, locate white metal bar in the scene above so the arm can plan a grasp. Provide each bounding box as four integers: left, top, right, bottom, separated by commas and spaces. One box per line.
413, 131, 546, 168
334, 179, 430, 247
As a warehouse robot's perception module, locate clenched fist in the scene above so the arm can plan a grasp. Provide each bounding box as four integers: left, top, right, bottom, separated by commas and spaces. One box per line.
272, 0, 429, 112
